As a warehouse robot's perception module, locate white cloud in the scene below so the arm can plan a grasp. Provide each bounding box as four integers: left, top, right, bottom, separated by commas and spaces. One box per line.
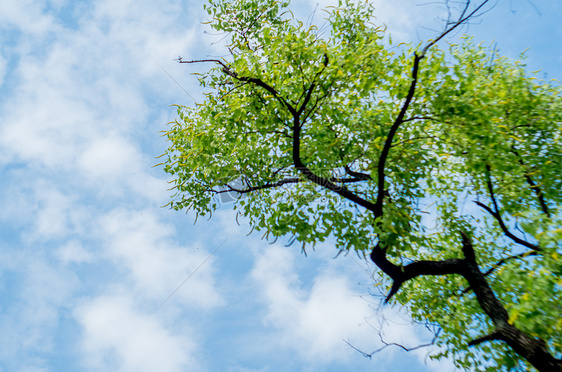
75, 294, 198, 372
98, 209, 224, 309
0, 2, 218, 370
249, 244, 462, 371
0, 0, 198, 200
251, 245, 375, 362
56, 239, 94, 264
0, 54, 6, 87
0, 179, 90, 243
302, 0, 450, 44
76, 135, 166, 201
0, 0, 60, 35
0, 255, 80, 371
32, 186, 75, 239
77, 136, 137, 182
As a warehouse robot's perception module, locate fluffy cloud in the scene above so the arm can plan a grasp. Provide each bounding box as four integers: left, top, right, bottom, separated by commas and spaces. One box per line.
0, 253, 80, 371
70, 208, 225, 372
249, 244, 462, 371
251, 245, 377, 362
0, 54, 6, 87
0, 0, 61, 35
97, 209, 224, 309
0, 0, 198, 201
0, 2, 217, 370
301, 0, 452, 43
75, 294, 198, 372
56, 239, 94, 264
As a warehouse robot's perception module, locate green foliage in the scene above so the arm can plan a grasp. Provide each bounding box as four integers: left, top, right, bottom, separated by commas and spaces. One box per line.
162, 0, 562, 370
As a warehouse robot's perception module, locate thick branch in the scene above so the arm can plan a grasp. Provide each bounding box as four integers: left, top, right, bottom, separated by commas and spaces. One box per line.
370, 243, 465, 302
468, 332, 502, 346
459, 236, 562, 372
344, 165, 371, 181
370, 232, 562, 371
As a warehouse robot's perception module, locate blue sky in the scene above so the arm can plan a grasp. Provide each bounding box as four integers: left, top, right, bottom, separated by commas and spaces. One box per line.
0, 0, 560, 371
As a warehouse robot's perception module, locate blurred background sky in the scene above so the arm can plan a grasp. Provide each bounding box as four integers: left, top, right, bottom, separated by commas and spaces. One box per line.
0, 0, 560, 371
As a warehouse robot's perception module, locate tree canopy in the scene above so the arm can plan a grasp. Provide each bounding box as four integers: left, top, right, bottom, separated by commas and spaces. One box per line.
161, 0, 562, 370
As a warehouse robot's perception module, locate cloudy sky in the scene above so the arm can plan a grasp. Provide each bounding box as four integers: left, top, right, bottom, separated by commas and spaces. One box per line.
0, 0, 560, 371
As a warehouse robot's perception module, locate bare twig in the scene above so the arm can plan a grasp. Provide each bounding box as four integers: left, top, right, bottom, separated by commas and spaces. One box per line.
421, 0, 492, 56
344, 328, 442, 359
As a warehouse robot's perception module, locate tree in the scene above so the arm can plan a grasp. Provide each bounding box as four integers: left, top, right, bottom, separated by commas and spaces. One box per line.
161, 0, 562, 370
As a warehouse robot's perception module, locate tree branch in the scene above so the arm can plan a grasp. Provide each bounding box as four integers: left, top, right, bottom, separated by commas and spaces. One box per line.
482, 251, 539, 277
344, 165, 371, 181
474, 201, 540, 252
511, 146, 551, 217
214, 177, 301, 194
215, 172, 371, 197
461, 250, 540, 295
370, 243, 466, 302
370, 231, 562, 370
474, 165, 541, 251
523, 172, 550, 217
468, 331, 502, 346
344, 328, 441, 359
178, 58, 298, 116
421, 0, 492, 56
451, 234, 562, 372
292, 115, 380, 213
375, 53, 422, 216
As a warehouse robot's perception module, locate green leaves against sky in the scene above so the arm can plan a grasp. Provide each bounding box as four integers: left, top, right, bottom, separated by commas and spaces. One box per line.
163, 1, 562, 370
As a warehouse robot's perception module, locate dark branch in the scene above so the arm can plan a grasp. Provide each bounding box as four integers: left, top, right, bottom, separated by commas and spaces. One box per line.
476, 165, 541, 251
474, 201, 540, 251
331, 176, 370, 184
370, 243, 466, 302
458, 235, 562, 372
511, 147, 551, 217
344, 328, 441, 359
375, 54, 422, 216
215, 177, 301, 194
344, 165, 371, 181
421, 0, 492, 56
483, 251, 539, 277
460, 230, 476, 262
215, 173, 370, 196
292, 111, 379, 213
178, 58, 298, 116
523, 172, 551, 217
468, 331, 502, 346
297, 83, 316, 117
